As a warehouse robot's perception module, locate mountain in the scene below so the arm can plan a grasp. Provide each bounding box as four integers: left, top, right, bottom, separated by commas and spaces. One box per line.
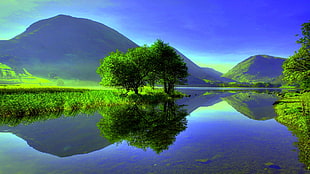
0, 14, 138, 81
0, 14, 220, 84
222, 55, 286, 83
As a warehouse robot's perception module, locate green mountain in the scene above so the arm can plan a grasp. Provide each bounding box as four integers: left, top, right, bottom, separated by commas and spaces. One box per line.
0, 14, 223, 85
222, 55, 286, 83
0, 14, 138, 81
222, 92, 280, 120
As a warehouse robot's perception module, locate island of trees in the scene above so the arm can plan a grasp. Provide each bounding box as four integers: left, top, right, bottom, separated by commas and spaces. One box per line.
96, 40, 188, 95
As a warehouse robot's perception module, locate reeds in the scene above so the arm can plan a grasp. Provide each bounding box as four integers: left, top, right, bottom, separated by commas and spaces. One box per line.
0, 89, 128, 118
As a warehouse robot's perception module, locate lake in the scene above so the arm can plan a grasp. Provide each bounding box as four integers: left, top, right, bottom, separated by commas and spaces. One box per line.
0, 88, 309, 174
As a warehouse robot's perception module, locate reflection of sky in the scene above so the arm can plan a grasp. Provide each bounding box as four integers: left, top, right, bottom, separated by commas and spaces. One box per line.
0, 100, 306, 173
1, 0, 309, 73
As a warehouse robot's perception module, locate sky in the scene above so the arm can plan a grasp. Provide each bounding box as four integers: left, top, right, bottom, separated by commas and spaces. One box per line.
0, 0, 309, 73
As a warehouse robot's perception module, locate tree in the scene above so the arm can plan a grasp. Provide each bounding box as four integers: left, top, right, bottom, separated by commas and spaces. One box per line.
97, 40, 188, 95
97, 47, 153, 94
283, 21, 310, 89
150, 40, 188, 94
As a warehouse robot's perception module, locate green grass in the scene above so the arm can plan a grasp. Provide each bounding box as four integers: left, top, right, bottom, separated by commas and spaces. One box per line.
273, 92, 310, 170
0, 86, 180, 125
0, 90, 128, 117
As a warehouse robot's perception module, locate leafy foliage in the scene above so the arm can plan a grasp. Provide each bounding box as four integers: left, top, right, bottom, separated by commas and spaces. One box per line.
283, 21, 310, 89
97, 40, 188, 95
150, 40, 188, 94
97, 47, 154, 94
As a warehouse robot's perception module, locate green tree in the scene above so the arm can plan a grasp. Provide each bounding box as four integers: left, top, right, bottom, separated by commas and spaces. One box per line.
283, 21, 310, 89
150, 40, 188, 94
97, 47, 153, 94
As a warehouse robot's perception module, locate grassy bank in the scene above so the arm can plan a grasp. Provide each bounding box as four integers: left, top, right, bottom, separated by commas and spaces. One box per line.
273, 92, 310, 170
0, 85, 181, 119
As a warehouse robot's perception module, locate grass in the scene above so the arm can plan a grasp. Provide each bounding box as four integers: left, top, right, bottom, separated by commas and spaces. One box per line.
0, 89, 128, 117
273, 92, 310, 170
0, 85, 181, 126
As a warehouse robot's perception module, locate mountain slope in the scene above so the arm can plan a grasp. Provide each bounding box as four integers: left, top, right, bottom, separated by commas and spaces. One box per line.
0, 14, 221, 84
175, 50, 233, 84
0, 14, 138, 80
222, 55, 286, 83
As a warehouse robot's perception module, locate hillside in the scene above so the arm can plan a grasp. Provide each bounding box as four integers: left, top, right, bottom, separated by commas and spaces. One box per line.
222, 55, 286, 83
0, 62, 51, 85
0, 14, 222, 85
175, 50, 231, 84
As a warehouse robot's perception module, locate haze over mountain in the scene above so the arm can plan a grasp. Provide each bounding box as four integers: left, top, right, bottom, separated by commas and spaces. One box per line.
222, 55, 286, 83
0, 14, 225, 84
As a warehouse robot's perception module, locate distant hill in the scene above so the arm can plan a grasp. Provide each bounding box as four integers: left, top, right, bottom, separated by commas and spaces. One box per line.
222, 55, 286, 83
0, 14, 222, 85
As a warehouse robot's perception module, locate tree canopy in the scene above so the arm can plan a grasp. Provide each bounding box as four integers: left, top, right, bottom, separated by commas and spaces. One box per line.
283, 21, 310, 89
150, 40, 188, 94
97, 40, 188, 94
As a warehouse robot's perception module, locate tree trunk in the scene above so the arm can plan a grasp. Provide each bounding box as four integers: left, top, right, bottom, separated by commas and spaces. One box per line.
164, 82, 168, 93
167, 83, 174, 95
134, 88, 139, 94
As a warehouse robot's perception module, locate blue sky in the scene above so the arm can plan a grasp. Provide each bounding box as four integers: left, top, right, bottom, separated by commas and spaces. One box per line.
0, 0, 309, 72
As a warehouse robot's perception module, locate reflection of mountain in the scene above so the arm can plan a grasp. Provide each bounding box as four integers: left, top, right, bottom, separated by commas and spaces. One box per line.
0, 89, 282, 157
222, 92, 280, 120
0, 114, 111, 157
176, 88, 236, 113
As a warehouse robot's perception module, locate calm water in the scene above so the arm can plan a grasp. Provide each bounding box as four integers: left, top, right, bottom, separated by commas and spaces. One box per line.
0, 88, 309, 174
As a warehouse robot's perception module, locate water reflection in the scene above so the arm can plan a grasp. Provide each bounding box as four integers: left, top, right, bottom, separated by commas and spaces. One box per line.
0, 113, 111, 157
0, 89, 308, 171
97, 101, 188, 154
222, 92, 280, 120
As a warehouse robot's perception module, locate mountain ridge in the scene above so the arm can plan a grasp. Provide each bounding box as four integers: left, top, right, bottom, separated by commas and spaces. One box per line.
0, 14, 223, 84
222, 55, 286, 83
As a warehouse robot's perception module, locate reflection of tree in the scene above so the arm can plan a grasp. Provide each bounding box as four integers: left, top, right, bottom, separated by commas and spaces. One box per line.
97, 102, 188, 154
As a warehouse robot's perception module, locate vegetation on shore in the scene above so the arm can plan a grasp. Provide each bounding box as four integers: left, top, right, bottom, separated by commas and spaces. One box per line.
0, 85, 182, 123
273, 21, 310, 170
274, 92, 310, 170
